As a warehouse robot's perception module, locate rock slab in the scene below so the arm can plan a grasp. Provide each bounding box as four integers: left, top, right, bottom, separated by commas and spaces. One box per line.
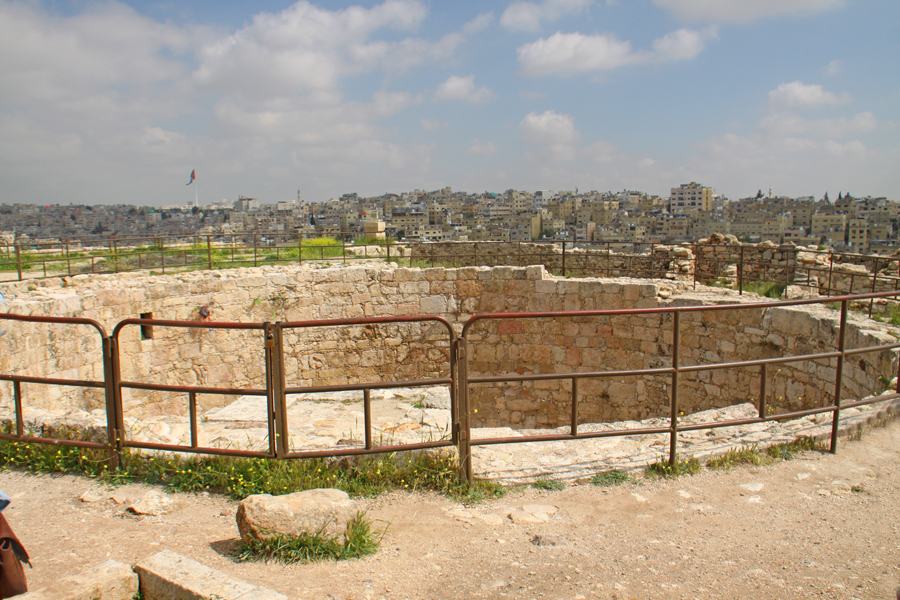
236, 488, 357, 543
17, 560, 137, 600
134, 550, 288, 600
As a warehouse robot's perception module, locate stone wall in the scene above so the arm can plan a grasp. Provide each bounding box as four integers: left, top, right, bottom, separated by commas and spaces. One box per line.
411, 238, 900, 299
0, 263, 896, 430
410, 241, 693, 281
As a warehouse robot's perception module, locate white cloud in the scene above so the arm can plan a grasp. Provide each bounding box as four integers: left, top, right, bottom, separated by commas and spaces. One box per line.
584, 140, 617, 163
433, 75, 497, 102
822, 140, 867, 157
0, 2, 197, 103
652, 0, 844, 23
500, 0, 594, 32
758, 111, 876, 138
518, 27, 715, 76
468, 140, 499, 155
520, 110, 579, 146
421, 118, 447, 131
371, 90, 422, 116
192, 0, 431, 97
0, 0, 467, 205
823, 59, 843, 75
768, 81, 851, 108
463, 12, 494, 35
652, 26, 718, 61
517, 32, 635, 76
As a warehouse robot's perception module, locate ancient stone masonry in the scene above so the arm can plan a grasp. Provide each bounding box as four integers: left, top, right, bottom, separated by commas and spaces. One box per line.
410, 241, 692, 282
410, 237, 900, 299
1, 262, 897, 434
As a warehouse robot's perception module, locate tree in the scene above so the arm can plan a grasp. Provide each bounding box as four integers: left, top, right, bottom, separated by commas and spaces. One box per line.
838, 192, 843, 200
824, 192, 829, 203
755, 190, 763, 199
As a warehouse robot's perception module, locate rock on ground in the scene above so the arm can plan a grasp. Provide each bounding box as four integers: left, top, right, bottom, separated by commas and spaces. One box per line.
235, 488, 357, 543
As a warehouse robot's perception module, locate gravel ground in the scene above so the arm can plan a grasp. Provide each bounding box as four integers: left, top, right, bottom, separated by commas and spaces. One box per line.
2, 418, 898, 600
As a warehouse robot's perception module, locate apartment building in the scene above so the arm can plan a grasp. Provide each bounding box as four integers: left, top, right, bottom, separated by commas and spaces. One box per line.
669, 182, 712, 213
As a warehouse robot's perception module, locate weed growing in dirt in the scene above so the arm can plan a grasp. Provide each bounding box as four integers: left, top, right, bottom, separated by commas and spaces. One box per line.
590, 470, 630, 487
0, 427, 503, 503
765, 437, 823, 460
706, 445, 772, 470
645, 456, 701, 479
236, 511, 383, 564
530, 479, 565, 491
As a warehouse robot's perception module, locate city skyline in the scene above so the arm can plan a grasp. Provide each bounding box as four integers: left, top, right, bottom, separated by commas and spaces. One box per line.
1, 0, 897, 206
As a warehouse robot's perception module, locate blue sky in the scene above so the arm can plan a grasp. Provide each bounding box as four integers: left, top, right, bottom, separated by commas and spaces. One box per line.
1, 0, 897, 206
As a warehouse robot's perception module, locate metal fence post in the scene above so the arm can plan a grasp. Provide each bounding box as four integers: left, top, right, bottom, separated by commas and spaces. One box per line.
827, 253, 835, 296
265, 322, 289, 458
455, 338, 472, 484
103, 336, 124, 470
206, 235, 213, 270
830, 300, 848, 454
14, 245, 22, 281
669, 310, 680, 466
869, 257, 879, 317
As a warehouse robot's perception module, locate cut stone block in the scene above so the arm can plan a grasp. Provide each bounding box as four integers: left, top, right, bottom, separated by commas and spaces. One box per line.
134, 550, 288, 600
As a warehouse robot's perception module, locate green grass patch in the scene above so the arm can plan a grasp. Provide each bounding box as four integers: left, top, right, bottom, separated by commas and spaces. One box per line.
590, 470, 630, 487
645, 456, 701, 479
0, 427, 503, 503
706, 445, 772, 470
235, 511, 383, 563
765, 437, 823, 460
530, 479, 565, 491
870, 302, 900, 327
741, 280, 787, 298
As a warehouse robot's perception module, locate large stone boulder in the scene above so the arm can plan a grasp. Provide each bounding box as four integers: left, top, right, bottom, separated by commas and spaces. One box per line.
236, 488, 356, 543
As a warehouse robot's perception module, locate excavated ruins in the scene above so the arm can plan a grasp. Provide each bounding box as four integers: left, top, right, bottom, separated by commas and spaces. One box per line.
1, 249, 899, 480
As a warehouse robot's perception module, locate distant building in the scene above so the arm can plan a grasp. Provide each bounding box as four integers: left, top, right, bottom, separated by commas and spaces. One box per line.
669, 183, 712, 214
233, 197, 260, 212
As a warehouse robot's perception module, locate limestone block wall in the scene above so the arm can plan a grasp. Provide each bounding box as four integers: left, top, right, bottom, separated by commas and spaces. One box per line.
411, 242, 693, 281
464, 285, 897, 428
0, 263, 896, 430
414, 239, 900, 299
0, 265, 454, 418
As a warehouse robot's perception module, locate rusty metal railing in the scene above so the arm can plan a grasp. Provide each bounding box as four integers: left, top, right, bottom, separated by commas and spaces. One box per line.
0, 232, 396, 281
0, 313, 119, 465
2, 290, 900, 485
275, 315, 458, 473
456, 290, 900, 482
111, 318, 274, 459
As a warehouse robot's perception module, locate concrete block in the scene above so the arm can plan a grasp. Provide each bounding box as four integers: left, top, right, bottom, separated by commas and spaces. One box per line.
134, 550, 288, 600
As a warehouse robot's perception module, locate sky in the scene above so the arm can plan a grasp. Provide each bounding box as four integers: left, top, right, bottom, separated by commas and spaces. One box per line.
0, 0, 898, 207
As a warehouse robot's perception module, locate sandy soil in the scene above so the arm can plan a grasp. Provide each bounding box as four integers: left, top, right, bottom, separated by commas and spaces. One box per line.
2, 419, 899, 600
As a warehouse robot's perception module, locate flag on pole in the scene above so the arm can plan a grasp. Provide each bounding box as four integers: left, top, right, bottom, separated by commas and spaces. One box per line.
186, 169, 195, 186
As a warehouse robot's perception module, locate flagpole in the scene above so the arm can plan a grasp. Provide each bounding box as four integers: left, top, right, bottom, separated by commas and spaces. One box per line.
193, 147, 198, 208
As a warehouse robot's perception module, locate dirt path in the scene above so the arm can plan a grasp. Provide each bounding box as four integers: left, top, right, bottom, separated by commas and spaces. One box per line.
2, 419, 899, 600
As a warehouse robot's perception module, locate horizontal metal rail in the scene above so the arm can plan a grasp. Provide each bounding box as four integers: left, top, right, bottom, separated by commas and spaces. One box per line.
457, 290, 900, 481
1, 287, 898, 486
276, 316, 457, 458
